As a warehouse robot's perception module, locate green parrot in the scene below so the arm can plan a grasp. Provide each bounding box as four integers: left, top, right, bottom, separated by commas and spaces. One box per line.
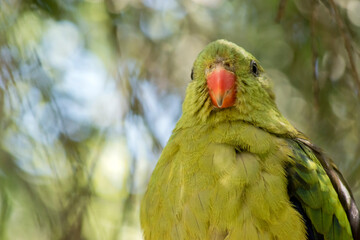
140, 39, 360, 240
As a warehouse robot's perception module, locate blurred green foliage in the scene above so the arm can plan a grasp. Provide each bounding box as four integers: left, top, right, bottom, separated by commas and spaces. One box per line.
0, 0, 360, 239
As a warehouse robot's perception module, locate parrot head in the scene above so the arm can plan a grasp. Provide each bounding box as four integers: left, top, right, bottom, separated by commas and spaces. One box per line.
190, 39, 275, 110
178, 39, 298, 137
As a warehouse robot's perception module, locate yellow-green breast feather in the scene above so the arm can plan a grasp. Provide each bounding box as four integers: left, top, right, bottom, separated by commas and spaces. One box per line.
141, 122, 306, 240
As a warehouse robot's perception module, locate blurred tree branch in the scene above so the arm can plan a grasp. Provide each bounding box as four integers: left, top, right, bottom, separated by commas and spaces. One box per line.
328, 0, 360, 93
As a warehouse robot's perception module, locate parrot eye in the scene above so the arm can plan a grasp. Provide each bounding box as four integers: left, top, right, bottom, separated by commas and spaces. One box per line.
191, 68, 194, 80
250, 60, 259, 77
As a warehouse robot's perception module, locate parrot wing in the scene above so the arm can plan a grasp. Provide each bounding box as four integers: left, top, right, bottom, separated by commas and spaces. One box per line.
287, 138, 360, 240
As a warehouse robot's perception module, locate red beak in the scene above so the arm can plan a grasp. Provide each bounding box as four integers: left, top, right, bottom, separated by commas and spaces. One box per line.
206, 67, 236, 108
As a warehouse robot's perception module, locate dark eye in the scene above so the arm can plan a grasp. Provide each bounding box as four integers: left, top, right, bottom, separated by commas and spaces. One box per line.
191, 68, 194, 80
250, 60, 259, 77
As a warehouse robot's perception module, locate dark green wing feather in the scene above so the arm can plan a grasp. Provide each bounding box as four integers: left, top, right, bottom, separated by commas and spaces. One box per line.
287, 139, 359, 240
297, 138, 360, 240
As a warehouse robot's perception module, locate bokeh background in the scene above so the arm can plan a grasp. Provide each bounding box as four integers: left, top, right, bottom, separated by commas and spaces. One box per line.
0, 0, 360, 239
